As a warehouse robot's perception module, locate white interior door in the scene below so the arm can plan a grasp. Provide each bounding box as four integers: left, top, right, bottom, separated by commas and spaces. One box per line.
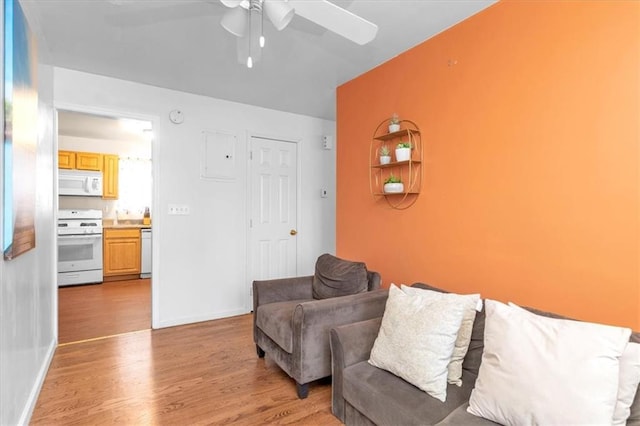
249, 136, 298, 291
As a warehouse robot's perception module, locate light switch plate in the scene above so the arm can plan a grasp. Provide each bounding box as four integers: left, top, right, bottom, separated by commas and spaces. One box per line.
168, 204, 190, 215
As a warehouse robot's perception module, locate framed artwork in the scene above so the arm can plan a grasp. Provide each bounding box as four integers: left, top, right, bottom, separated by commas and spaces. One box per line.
3, 0, 38, 260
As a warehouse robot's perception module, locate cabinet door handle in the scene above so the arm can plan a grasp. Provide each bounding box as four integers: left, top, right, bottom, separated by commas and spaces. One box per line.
290, 229, 298, 236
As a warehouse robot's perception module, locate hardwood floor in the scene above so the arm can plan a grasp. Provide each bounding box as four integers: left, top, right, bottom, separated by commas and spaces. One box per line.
32, 314, 340, 425
58, 278, 151, 344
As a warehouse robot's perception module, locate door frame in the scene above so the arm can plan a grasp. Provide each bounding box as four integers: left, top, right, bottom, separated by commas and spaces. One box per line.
245, 131, 302, 312
52, 101, 161, 331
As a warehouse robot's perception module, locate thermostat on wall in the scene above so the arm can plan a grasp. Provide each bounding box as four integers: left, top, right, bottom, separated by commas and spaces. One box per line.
169, 109, 184, 124
322, 135, 333, 150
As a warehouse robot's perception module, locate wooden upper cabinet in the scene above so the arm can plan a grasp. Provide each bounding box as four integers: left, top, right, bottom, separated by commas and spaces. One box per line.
58, 151, 76, 169
75, 152, 103, 171
58, 150, 119, 199
102, 154, 119, 199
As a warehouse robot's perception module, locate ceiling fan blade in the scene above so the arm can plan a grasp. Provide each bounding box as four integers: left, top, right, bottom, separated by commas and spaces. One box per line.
220, 0, 244, 7
287, 0, 378, 45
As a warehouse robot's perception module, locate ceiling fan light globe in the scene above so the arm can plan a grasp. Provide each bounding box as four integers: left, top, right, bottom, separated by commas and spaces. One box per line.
264, 0, 294, 31
220, 0, 243, 8
221, 7, 247, 37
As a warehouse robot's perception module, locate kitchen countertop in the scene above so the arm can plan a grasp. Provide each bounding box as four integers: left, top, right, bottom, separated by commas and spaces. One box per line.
103, 220, 151, 229
104, 224, 152, 229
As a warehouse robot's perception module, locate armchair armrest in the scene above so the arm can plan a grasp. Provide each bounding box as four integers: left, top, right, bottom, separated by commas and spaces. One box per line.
252, 275, 314, 312
289, 290, 388, 384
330, 317, 383, 421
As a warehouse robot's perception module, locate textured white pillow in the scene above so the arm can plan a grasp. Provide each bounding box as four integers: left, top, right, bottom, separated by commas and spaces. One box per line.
467, 300, 632, 425
400, 284, 481, 386
368, 285, 466, 402
613, 341, 640, 425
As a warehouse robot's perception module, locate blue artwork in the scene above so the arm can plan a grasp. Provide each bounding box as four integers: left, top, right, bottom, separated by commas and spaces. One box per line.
3, 0, 38, 260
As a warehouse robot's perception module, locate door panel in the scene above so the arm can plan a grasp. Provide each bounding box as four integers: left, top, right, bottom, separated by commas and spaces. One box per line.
250, 137, 298, 288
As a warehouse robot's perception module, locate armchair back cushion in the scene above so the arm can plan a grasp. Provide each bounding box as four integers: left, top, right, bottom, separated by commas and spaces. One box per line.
313, 253, 369, 299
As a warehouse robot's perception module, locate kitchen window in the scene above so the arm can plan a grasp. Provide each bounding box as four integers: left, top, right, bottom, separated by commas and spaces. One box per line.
117, 157, 152, 215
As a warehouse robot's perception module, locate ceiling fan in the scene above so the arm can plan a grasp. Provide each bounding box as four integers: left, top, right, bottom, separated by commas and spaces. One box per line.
219, 0, 378, 68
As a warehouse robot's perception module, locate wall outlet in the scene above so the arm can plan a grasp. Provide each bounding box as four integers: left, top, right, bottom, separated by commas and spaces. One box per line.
168, 204, 190, 215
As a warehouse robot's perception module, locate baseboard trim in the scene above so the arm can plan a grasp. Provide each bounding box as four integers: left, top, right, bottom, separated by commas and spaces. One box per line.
18, 338, 56, 425
155, 308, 249, 329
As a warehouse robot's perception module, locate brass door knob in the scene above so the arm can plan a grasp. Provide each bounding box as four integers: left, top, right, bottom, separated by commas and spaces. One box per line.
290, 229, 298, 236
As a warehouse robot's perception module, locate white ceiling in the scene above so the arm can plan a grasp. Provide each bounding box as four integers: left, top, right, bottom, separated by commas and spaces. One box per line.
58, 109, 152, 143
22, 0, 496, 120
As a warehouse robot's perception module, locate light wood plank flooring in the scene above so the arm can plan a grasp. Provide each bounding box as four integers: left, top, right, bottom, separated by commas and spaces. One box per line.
58, 278, 151, 344
32, 314, 340, 425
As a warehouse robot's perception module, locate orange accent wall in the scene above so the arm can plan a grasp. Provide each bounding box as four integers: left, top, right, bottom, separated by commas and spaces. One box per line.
336, 0, 640, 329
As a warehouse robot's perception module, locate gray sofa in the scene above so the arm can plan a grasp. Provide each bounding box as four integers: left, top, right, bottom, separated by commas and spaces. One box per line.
330, 283, 640, 425
253, 256, 388, 399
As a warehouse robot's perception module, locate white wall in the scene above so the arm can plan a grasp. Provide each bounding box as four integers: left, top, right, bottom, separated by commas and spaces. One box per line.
0, 61, 57, 424
54, 67, 336, 328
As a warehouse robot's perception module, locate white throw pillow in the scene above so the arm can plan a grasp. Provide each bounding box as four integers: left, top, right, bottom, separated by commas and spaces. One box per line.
613, 341, 640, 425
505, 303, 640, 425
400, 284, 481, 386
368, 285, 466, 402
467, 300, 631, 425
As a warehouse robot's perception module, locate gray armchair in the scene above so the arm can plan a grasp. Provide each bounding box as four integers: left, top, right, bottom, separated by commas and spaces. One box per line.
252, 254, 387, 398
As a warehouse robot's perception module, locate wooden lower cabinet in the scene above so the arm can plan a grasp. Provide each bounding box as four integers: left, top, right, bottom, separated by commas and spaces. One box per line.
103, 228, 140, 280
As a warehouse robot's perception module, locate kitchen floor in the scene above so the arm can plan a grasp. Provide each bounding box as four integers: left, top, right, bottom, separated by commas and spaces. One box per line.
58, 278, 151, 344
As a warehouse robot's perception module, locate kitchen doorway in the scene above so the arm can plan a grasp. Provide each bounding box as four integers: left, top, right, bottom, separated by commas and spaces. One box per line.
55, 109, 155, 344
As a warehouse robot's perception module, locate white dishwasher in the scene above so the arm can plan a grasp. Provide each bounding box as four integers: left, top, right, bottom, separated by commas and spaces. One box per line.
140, 228, 152, 278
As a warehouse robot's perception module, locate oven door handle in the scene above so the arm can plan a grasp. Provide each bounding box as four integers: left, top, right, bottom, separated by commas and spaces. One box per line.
58, 234, 102, 240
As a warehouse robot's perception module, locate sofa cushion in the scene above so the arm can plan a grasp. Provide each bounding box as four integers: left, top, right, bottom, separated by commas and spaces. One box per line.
313, 253, 369, 299
436, 403, 499, 425
255, 299, 311, 353
344, 360, 477, 426
462, 304, 485, 376
614, 342, 640, 425
401, 284, 481, 387
369, 285, 466, 402
468, 300, 631, 425
628, 333, 640, 425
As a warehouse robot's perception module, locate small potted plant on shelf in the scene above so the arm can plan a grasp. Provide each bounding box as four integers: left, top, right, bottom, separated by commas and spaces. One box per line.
383, 174, 404, 194
379, 145, 391, 165
395, 141, 411, 162
388, 113, 400, 133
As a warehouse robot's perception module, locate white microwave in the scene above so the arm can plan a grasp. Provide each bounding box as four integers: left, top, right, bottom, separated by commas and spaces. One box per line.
59, 170, 103, 197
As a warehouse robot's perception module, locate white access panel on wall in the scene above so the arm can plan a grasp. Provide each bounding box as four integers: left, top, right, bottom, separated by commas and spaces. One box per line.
201, 130, 237, 181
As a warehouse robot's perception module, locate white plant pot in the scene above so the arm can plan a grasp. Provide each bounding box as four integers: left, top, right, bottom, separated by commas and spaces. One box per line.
380, 155, 391, 165
383, 182, 404, 194
395, 147, 411, 162
388, 124, 400, 133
